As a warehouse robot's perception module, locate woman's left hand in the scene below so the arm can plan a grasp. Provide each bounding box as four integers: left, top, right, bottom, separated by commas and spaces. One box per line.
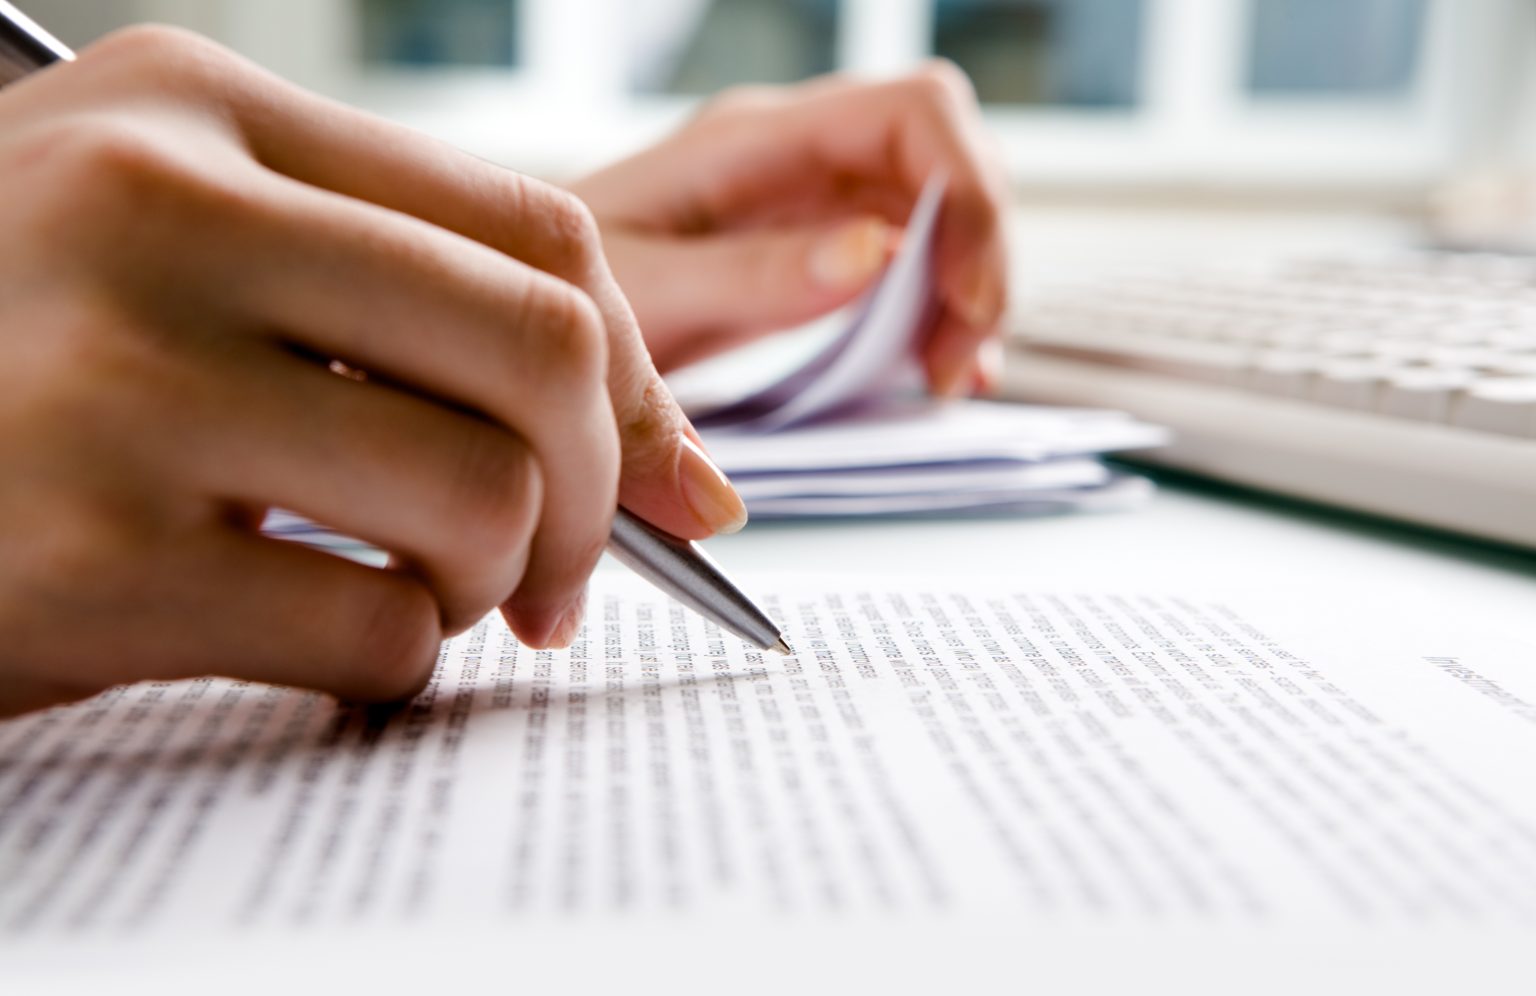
571, 62, 1009, 395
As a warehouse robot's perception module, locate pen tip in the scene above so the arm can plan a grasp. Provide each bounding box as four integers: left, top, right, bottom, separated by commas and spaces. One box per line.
771, 638, 793, 657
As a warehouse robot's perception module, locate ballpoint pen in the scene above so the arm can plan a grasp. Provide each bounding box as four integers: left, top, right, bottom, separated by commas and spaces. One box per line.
0, 0, 70, 81
0, 1, 792, 657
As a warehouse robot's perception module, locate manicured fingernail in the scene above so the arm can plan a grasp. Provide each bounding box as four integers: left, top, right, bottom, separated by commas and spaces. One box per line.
810, 218, 893, 290
678, 435, 748, 535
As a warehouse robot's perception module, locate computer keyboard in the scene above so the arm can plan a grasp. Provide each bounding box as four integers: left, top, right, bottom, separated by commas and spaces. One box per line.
1001, 251, 1536, 548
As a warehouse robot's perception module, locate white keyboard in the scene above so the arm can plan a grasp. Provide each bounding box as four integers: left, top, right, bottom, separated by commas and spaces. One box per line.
1001, 252, 1536, 548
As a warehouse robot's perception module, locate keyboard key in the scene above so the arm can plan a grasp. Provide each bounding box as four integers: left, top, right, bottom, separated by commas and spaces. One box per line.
1489, 354, 1536, 376
1317, 332, 1376, 355
1377, 368, 1473, 422
1427, 345, 1508, 369
1450, 379, 1536, 437
1312, 360, 1397, 410
1248, 350, 1324, 398
1369, 339, 1435, 362
1014, 253, 1536, 451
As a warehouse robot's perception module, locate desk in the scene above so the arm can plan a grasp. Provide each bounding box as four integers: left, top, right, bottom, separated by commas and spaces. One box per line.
665, 472, 1536, 642
665, 197, 1536, 640
16, 475, 1534, 996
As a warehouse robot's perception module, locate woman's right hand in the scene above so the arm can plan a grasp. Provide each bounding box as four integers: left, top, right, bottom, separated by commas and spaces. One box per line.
0, 26, 745, 718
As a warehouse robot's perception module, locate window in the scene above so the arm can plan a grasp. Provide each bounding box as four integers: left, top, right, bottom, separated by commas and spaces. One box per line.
933, 0, 1145, 108
1246, 0, 1426, 99
628, 0, 838, 95
169, 0, 1527, 190
360, 0, 520, 68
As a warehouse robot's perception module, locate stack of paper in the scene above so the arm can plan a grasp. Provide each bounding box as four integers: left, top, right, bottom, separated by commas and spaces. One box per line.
688, 177, 1166, 519
704, 400, 1159, 517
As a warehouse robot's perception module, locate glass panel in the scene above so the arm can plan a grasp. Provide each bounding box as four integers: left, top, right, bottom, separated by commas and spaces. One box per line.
628, 0, 838, 95
1246, 0, 1426, 97
932, 0, 1146, 108
359, 0, 519, 68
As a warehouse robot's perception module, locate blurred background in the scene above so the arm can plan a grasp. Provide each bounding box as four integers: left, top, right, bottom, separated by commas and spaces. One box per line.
26, 0, 1536, 246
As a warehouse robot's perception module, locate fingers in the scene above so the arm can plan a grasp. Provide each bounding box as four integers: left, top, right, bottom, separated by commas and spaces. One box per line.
39, 27, 746, 653
1, 520, 442, 708
601, 217, 899, 372
219, 82, 746, 544
785, 66, 1010, 395
220, 70, 748, 647
180, 341, 545, 636
198, 176, 617, 646
159, 529, 444, 702
626, 63, 1010, 395
926, 313, 1007, 399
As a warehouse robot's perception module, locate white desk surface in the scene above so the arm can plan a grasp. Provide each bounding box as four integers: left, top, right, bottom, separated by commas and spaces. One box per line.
657, 201, 1535, 643
640, 474, 1536, 645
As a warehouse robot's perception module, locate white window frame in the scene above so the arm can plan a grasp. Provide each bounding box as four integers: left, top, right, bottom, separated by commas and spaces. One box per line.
140, 0, 1532, 188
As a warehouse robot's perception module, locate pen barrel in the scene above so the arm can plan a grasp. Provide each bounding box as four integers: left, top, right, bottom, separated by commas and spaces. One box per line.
0, 1, 73, 86
607, 510, 783, 652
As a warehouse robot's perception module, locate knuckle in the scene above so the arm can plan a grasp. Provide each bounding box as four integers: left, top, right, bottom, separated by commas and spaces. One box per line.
618, 377, 685, 479
17, 119, 252, 272
35, 118, 205, 218
519, 279, 609, 386
91, 23, 199, 59
538, 188, 605, 275
69, 121, 181, 187
89, 24, 237, 89
916, 58, 976, 105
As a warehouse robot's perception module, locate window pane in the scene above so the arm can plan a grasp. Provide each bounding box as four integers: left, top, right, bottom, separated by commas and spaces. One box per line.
933, 0, 1146, 108
360, 0, 519, 68
1247, 0, 1426, 97
628, 0, 838, 95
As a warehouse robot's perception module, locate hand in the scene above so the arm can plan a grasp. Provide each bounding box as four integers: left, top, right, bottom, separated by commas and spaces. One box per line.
572, 63, 1010, 394
0, 27, 745, 718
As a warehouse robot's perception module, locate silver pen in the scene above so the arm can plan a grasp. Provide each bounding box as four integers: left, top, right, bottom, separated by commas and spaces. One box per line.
0, 1, 71, 84
609, 508, 790, 655
0, 2, 792, 656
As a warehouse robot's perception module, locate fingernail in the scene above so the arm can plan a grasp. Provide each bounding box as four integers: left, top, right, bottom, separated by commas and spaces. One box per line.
548, 587, 589, 649
957, 265, 1003, 329
678, 435, 748, 535
977, 337, 1005, 392
809, 218, 893, 290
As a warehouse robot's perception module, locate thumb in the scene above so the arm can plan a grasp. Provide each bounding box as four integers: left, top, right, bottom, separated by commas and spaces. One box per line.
625, 216, 899, 351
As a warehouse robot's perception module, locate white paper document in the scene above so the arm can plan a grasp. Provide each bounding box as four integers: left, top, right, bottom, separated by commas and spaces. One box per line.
686, 176, 1166, 518
697, 179, 945, 432
5, 578, 1535, 972
708, 401, 1163, 516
